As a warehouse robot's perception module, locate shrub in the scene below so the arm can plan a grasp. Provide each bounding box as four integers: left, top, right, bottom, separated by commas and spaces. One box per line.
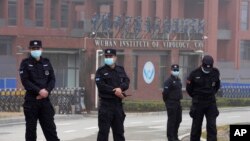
123, 98, 250, 112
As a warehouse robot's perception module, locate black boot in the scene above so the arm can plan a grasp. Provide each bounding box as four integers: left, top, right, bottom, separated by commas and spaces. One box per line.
174, 137, 181, 141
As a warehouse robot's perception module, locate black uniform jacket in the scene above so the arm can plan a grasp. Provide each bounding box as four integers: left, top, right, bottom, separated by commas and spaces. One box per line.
19, 56, 55, 100
162, 75, 183, 102
95, 64, 130, 100
186, 67, 220, 103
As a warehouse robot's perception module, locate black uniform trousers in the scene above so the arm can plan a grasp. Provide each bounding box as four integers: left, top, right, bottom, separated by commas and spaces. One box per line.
166, 100, 182, 141
23, 98, 60, 141
190, 103, 219, 141
97, 100, 126, 141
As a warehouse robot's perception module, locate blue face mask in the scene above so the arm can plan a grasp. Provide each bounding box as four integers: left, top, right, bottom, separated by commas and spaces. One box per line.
31, 50, 42, 59
104, 58, 114, 66
171, 71, 180, 76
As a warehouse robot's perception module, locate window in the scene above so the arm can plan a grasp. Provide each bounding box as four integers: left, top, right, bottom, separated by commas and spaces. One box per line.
61, 0, 69, 28
132, 55, 138, 90
24, 0, 34, 27
8, 0, 17, 26
152, 0, 156, 17
0, 36, 12, 55
51, 0, 59, 28
0, 0, 4, 18
240, 40, 250, 67
123, 0, 127, 15
241, 1, 249, 30
72, 10, 84, 29
240, 40, 250, 60
179, 52, 199, 87
116, 54, 125, 66
35, 0, 44, 27
160, 55, 168, 88
43, 52, 80, 88
24, 0, 32, 20
0, 43, 8, 55
137, 0, 142, 16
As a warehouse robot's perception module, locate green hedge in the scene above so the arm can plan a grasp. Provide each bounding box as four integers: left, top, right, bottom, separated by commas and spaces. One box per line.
123, 98, 250, 112
123, 100, 165, 112
123, 100, 191, 112
217, 98, 250, 107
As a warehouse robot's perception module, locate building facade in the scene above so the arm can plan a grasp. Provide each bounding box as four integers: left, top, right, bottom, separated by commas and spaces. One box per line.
0, 0, 250, 108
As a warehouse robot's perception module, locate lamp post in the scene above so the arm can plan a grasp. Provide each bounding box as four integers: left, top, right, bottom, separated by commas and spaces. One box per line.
195, 35, 208, 59
95, 49, 103, 108
203, 35, 208, 51
195, 49, 204, 58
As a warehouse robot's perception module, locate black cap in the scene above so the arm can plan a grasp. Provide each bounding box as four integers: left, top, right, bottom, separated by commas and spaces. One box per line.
29, 40, 42, 48
171, 64, 179, 71
202, 55, 214, 71
104, 48, 116, 56
202, 55, 214, 65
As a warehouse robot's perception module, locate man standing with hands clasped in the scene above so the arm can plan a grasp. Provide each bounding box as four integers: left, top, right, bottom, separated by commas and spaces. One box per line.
19, 40, 60, 141
95, 48, 130, 141
186, 55, 220, 141
162, 64, 183, 141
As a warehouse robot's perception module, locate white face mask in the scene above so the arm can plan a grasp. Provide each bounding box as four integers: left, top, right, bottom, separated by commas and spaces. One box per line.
201, 67, 210, 74
171, 71, 180, 76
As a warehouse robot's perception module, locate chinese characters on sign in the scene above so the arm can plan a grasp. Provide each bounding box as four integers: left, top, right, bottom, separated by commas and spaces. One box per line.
91, 13, 205, 40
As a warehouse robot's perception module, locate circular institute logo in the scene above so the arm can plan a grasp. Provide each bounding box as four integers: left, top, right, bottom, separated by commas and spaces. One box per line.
143, 61, 155, 84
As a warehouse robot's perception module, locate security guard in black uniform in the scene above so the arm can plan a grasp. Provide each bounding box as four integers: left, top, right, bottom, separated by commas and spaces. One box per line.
19, 40, 60, 141
186, 55, 220, 141
95, 48, 130, 141
162, 64, 182, 141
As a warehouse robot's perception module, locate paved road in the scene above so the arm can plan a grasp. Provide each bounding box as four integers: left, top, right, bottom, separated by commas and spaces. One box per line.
0, 107, 250, 141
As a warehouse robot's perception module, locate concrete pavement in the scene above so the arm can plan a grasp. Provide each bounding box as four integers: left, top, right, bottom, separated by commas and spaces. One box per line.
0, 107, 250, 141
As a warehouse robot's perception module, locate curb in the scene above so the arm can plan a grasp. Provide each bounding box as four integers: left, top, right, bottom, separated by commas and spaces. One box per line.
1, 106, 250, 126
0, 114, 95, 127
179, 133, 207, 141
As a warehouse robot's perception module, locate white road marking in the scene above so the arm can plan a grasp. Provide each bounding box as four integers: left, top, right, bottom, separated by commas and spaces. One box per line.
0, 122, 25, 126
129, 122, 143, 124
85, 126, 98, 130
127, 140, 144, 141
135, 130, 160, 133
148, 125, 165, 129
227, 116, 241, 118
56, 123, 72, 126
179, 133, 190, 140
152, 120, 165, 123
63, 130, 77, 133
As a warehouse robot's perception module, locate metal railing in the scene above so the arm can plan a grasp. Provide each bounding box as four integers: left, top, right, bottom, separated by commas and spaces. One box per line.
221, 83, 250, 98
0, 87, 86, 114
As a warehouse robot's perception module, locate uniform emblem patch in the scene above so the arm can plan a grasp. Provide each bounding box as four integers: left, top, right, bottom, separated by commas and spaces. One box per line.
212, 82, 216, 87
45, 70, 50, 75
